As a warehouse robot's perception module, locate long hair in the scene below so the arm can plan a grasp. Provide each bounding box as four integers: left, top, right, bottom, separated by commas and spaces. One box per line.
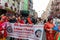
48, 18, 53, 22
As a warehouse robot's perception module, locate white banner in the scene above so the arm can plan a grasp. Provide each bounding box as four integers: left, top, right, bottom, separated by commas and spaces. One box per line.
6, 22, 44, 40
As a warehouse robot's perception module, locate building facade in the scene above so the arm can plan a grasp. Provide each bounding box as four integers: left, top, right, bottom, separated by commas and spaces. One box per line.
20, 0, 33, 12
0, 0, 33, 15
28, 0, 33, 15
41, 0, 52, 20
20, 0, 33, 16
50, 0, 60, 18
20, 0, 28, 10
0, 0, 21, 15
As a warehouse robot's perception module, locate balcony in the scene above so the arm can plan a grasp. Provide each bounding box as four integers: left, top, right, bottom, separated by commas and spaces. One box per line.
56, 0, 60, 2
52, 0, 60, 6
51, 5, 59, 10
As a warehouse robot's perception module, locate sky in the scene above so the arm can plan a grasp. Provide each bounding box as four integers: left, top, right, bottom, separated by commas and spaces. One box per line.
33, 0, 50, 17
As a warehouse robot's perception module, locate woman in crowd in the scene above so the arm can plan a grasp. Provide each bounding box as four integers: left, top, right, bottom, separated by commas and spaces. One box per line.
0, 17, 7, 40
44, 18, 56, 40
17, 16, 24, 24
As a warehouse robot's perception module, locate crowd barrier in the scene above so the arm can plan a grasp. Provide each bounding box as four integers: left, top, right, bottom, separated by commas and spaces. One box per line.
5, 22, 44, 40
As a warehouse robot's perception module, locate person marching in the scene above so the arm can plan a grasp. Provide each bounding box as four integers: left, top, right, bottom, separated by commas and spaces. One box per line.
44, 18, 56, 40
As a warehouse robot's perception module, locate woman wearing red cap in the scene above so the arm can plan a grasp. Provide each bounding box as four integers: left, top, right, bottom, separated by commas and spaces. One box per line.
44, 18, 56, 40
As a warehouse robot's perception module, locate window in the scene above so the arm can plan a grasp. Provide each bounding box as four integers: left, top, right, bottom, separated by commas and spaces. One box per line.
15, 8, 16, 11
13, 0, 15, 1
10, 6, 13, 10
13, 3, 15, 6
55, 8, 59, 11
54, 2, 59, 6
29, 0, 33, 4
5, 3, 8, 7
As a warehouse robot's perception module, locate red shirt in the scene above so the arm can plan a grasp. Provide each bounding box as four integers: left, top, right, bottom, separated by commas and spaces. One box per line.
0, 21, 7, 37
0, 21, 4, 25
44, 22, 55, 40
0, 21, 4, 36
27, 17, 33, 24
17, 19, 24, 24
19, 20, 24, 24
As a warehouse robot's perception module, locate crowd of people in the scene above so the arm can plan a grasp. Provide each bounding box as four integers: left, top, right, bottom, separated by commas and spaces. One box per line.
0, 14, 43, 40
0, 14, 42, 24
0, 13, 57, 40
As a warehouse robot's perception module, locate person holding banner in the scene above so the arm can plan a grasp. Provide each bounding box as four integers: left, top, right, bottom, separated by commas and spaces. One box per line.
0, 17, 7, 40
17, 16, 24, 24
26, 14, 33, 24
44, 18, 56, 40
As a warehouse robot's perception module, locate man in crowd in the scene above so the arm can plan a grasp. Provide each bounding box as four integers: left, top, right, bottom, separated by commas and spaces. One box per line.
9, 15, 17, 23
26, 14, 33, 24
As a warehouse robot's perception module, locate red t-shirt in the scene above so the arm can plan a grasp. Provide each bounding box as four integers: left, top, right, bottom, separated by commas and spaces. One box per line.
17, 19, 24, 24
27, 17, 33, 24
0, 21, 7, 37
19, 20, 24, 24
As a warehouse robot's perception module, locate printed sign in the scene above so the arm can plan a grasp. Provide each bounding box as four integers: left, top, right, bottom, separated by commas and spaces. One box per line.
6, 23, 44, 40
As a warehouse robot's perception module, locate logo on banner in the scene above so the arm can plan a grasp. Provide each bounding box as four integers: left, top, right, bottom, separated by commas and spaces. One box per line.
35, 29, 42, 38
6, 23, 13, 33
